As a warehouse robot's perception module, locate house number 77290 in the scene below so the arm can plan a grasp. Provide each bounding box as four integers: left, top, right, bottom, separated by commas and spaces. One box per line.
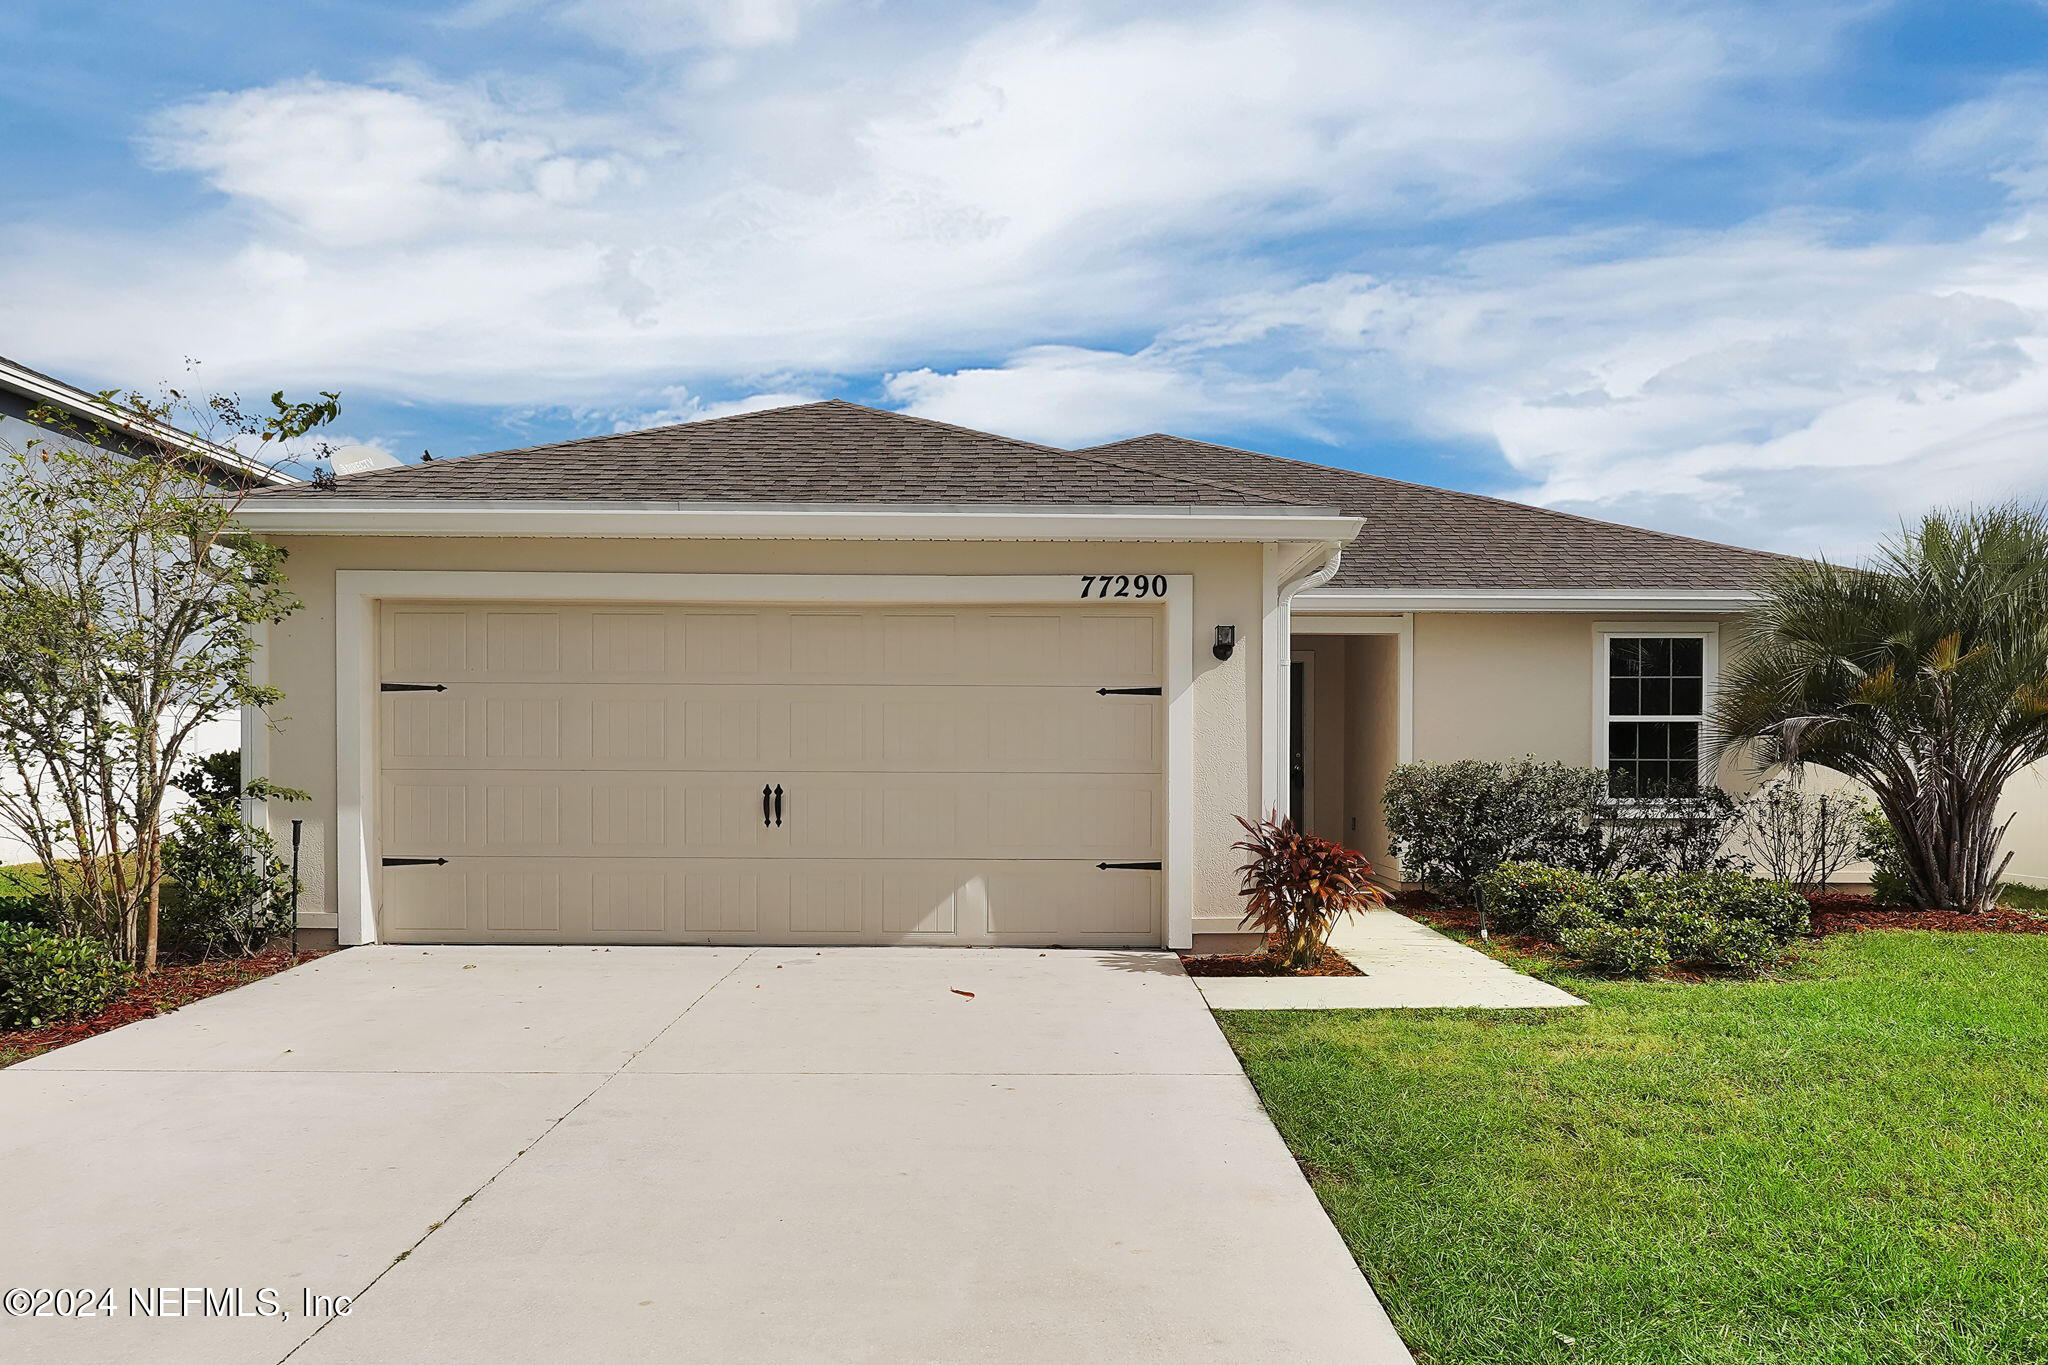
1079, 575, 1168, 599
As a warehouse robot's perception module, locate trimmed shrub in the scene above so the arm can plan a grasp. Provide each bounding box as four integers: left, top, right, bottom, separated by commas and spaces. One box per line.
0, 923, 131, 1027
1696, 918, 1785, 974
1683, 869, 1809, 940
1556, 922, 1673, 977
1478, 862, 1604, 934
1605, 873, 1720, 959
157, 749, 299, 960
1384, 759, 1607, 901
160, 804, 296, 960
1475, 861, 1805, 976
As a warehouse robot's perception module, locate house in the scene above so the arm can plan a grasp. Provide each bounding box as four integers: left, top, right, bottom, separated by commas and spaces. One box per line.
0, 354, 302, 489
234, 400, 2031, 953
0, 355, 303, 864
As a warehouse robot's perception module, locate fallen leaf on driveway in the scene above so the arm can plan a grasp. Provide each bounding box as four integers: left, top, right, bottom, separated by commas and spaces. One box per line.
951, 989, 976, 999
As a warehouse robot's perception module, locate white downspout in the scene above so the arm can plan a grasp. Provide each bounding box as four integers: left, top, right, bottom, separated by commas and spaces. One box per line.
1265, 544, 1345, 819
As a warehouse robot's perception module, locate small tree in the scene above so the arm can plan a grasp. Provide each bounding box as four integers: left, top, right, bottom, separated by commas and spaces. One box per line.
0, 383, 338, 970
1715, 505, 2048, 912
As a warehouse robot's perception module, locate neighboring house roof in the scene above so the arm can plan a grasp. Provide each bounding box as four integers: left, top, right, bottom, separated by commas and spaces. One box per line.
243, 397, 1789, 590
1077, 434, 1793, 591
0, 354, 301, 487
245, 400, 1295, 509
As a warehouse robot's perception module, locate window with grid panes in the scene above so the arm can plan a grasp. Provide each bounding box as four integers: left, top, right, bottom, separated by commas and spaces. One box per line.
1604, 636, 1705, 797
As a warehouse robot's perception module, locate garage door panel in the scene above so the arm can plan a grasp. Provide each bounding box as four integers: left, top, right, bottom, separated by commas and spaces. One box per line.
384, 771, 1158, 861
376, 858, 1157, 945
985, 864, 1159, 939
377, 601, 1167, 947
382, 604, 1160, 687
383, 686, 1157, 774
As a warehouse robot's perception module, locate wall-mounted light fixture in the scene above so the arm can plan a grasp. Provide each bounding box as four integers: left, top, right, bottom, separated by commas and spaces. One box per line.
1212, 625, 1237, 661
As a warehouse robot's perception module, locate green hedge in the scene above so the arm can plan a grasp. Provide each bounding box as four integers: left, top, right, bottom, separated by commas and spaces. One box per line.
0, 923, 132, 1028
1477, 862, 1808, 976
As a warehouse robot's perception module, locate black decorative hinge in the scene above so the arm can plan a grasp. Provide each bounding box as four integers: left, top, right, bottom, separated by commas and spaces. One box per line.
381, 856, 448, 867
1096, 686, 1162, 696
380, 683, 447, 693
1096, 861, 1163, 871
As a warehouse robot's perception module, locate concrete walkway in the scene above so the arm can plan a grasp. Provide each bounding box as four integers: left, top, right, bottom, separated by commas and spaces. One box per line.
1194, 910, 1586, 1010
1, 946, 1411, 1365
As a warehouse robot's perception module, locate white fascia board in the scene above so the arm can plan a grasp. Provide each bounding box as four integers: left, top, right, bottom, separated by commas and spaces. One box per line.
234, 499, 1363, 544
1297, 587, 1761, 614
0, 357, 301, 486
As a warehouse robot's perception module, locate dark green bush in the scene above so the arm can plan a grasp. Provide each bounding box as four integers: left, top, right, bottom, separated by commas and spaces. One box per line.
0, 923, 131, 1027
0, 889, 60, 932
1478, 862, 1604, 934
1474, 861, 1805, 977
1682, 869, 1810, 940
160, 803, 296, 959
1696, 918, 1784, 973
157, 749, 299, 960
1556, 921, 1673, 976
1385, 760, 1607, 901
1858, 810, 1916, 906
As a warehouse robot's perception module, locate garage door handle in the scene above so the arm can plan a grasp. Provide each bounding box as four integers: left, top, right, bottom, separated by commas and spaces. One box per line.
1096, 686, 1162, 696
382, 857, 448, 867
1096, 861, 1162, 871
763, 784, 773, 828
773, 784, 784, 827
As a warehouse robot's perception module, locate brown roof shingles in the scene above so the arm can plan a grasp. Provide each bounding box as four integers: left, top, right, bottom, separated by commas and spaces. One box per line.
247, 398, 1791, 591
249, 400, 1299, 509
1075, 434, 1793, 591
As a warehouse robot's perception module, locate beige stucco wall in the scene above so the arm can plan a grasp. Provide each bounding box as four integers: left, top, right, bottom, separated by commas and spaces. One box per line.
1412, 611, 1746, 777
1345, 635, 1402, 871
256, 534, 1273, 939
1397, 610, 2048, 887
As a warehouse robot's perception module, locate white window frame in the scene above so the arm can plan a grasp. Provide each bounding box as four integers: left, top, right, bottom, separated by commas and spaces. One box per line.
322, 570, 1196, 949
1592, 622, 1719, 802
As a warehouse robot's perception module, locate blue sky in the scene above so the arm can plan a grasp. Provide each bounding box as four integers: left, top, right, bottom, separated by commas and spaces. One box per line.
6, 0, 2048, 555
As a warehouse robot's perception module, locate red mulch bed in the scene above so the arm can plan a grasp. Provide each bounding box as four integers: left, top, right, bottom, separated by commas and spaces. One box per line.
1405, 907, 1565, 960
0, 949, 325, 1067
1803, 895, 2048, 936
1414, 899, 2048, 943
1179, 933, 1363, 977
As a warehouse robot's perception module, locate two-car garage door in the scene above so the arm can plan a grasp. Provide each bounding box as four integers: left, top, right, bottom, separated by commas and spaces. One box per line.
374, 601, 1165, 946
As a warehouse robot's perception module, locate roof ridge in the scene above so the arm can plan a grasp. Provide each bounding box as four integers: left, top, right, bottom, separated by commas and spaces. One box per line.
1063, 442, 1321, 507
831, 402, 1318, 504
1082, 433, 1792, 564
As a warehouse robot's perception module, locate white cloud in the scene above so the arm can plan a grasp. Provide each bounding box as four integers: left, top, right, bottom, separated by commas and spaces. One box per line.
47, 1, 1773, 401
601, 384, 819, 430
15, 0, 2048, 556
144, 79, 626, 247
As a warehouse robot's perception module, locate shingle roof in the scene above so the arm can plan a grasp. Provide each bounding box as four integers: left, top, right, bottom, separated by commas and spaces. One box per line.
246, 397, 1792, 590
1076, 434, 1793, 590
245, 400, 1300, 509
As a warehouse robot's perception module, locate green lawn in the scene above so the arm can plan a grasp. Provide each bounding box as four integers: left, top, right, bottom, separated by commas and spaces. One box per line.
2002, 882, 2048, 912
1221, 931, 2048, 1365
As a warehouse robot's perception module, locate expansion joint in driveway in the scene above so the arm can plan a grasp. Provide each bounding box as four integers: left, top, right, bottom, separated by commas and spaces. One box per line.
274, 948, 760, 1364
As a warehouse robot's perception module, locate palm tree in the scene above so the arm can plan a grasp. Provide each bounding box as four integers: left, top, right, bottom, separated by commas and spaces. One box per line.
1715, 505, 2048, 912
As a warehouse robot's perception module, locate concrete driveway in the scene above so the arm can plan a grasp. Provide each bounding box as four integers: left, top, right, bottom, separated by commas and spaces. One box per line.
0, 946, 1410, 1364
